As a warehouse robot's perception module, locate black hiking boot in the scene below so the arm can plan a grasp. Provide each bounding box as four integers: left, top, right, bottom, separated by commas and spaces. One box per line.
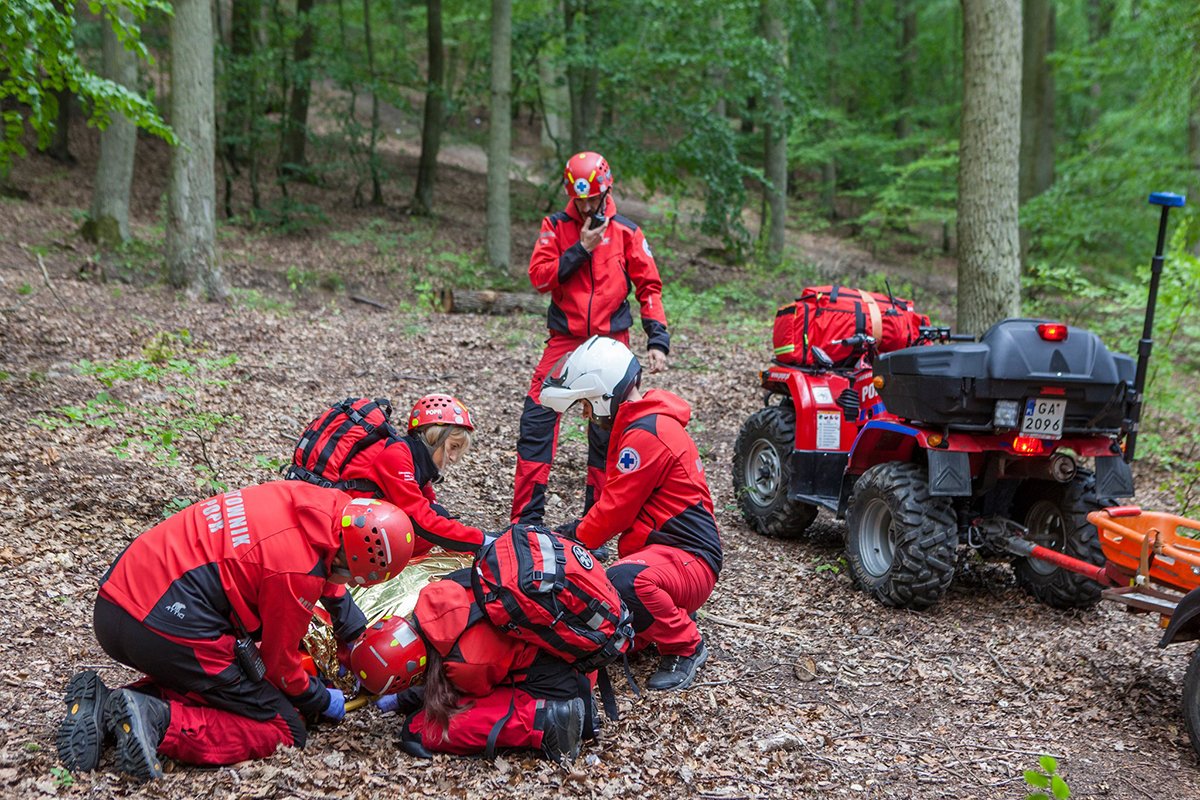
537, 697, 584, 766
56, 670, 111, 772
647, 640, 709, 691
104, 689, 169, 781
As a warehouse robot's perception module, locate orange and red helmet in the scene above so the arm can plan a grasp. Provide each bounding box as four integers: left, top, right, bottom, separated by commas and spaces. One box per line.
563, 151, 613, 199
339, 498, 414, 586
350, 615, 427, 695
408, 394, 474, 432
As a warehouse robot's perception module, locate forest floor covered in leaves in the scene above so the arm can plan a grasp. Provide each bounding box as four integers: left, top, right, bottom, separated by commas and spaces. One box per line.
3, 130, 1200, 799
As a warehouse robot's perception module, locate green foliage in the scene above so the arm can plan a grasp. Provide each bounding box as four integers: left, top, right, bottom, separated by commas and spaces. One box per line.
1024, 754, 1071, 800
33, 335, 241, 492
49, 766, 74, 789
231, 288, 294, 314
0, 0, 174, 177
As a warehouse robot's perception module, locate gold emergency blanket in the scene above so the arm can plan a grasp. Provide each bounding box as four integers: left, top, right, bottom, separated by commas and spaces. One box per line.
303, 551, 475, 692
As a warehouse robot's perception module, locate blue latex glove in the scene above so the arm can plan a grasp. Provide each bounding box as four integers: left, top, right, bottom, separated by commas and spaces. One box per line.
375, 686, 425, 716
375, 693, 400, 715
322, 688, 346, 722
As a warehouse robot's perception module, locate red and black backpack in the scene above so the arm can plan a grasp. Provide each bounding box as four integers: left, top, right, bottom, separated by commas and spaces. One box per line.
471, 525, 634, 673
284, 397, 402, 497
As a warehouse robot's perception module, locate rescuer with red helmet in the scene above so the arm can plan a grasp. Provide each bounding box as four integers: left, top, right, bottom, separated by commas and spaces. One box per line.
375, 571, 592, 766
288, 392, 494, 555
55, 482, 414, 780
511, 150, 671, 526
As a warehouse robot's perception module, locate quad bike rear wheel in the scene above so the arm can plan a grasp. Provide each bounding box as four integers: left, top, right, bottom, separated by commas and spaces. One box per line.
1183, 648, 1200, 759
1012, 472, 1108, 610
845, 462, 958, 610
733, 405, 818, 538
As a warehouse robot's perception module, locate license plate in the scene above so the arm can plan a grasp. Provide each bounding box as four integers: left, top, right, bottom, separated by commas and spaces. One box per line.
1021, 397, 1066, 440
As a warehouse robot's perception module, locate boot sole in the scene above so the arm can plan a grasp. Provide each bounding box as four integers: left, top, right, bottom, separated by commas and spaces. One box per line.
564, 696, 584, 765
56, 671, 109, 772
105, 690, 164, 781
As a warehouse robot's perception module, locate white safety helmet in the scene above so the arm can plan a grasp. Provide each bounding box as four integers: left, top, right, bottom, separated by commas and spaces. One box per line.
539, 336, 642, 424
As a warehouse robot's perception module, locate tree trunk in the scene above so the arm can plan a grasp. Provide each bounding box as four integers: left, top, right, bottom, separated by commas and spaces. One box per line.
565, 0, 584, 151
1019, 0, 1055, 205
486, 0, 513, 276
957, 0, 1021, 334
1085, 0, 1114, 127
280, 0, 317, 180
538, 34, 569, 160
821, 0, 838, 218
44, 0, 76, 163
1189, 67, 1200, 255
167, 0, 228, 302
225, 0, 258, 170
761, 0, 787, 264
364, 0, 384, 205
413, 0, 445, 215
895, 0, 916, 143
84, 7, 139, 247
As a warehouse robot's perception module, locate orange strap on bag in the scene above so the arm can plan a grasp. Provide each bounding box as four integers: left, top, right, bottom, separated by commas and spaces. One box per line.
860, 292, 884, 342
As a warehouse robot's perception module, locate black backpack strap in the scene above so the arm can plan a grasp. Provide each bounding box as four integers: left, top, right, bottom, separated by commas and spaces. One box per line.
298, 398, 352, 468
483, 679, 517, 760
312, 399, 389, 476
597, 666, 619, 722
283, 464, 384, 497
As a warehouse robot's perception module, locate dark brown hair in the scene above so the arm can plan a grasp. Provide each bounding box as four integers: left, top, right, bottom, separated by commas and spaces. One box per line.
421, 648, 470, 737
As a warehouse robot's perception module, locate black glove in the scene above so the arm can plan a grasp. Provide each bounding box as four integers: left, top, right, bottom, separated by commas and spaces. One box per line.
554, 519, 581, 540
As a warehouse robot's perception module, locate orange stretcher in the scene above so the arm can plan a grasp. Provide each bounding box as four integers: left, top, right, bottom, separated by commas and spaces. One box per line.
1090, 506, 1200, 595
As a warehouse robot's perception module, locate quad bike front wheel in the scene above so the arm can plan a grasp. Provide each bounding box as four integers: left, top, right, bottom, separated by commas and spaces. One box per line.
845, 462, 958, 610
732, 405, 818, 538
1012, 472, 1109, 610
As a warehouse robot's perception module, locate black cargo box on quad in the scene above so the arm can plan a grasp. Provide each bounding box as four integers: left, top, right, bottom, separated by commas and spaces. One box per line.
874, 319, 1135, 430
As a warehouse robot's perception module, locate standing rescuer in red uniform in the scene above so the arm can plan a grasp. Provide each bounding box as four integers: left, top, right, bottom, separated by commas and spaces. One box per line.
55, 482, 415, 781
511, 150, 671, 525
540, 336, 721, 690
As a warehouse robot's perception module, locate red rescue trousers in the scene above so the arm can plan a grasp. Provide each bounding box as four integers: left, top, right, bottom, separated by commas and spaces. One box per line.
606, 544, 716, 656
409, 689, 544, 755
511, 330, 630, 525
94, 597, 304, 765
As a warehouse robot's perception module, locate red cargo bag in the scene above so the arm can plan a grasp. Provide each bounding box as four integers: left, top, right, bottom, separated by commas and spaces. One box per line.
472, 525, 634, 673
772, 285, 929, 366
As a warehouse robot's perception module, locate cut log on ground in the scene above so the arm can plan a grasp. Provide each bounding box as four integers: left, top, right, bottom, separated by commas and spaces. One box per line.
436, 288, 547, 315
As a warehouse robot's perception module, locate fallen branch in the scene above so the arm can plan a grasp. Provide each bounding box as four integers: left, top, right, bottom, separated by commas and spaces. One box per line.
350, 294, 389, 310
37, 253, 70, 313
435, 287, 546, 315
699, 611, 809, 639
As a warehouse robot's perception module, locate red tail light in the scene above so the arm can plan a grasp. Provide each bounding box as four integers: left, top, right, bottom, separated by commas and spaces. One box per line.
1037, 323, 1068, 342
1012, 436, 1047, 455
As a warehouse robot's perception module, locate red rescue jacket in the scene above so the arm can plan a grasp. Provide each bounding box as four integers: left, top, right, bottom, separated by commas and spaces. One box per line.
575, 390, 723, 576
338, 434, 485, 554
528, 196, 670, 352
99, 481, 357, 713
413, 573, 538, 697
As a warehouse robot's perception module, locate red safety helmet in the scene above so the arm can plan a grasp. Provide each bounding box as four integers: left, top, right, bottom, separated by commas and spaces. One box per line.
339, 499, 414, 586
408, 394, 474, 432
563, 151, 613, 199
350, 615, 427, 695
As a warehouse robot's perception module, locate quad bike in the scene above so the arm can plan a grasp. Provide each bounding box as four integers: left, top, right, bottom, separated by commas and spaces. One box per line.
734, 192, 1185, 611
